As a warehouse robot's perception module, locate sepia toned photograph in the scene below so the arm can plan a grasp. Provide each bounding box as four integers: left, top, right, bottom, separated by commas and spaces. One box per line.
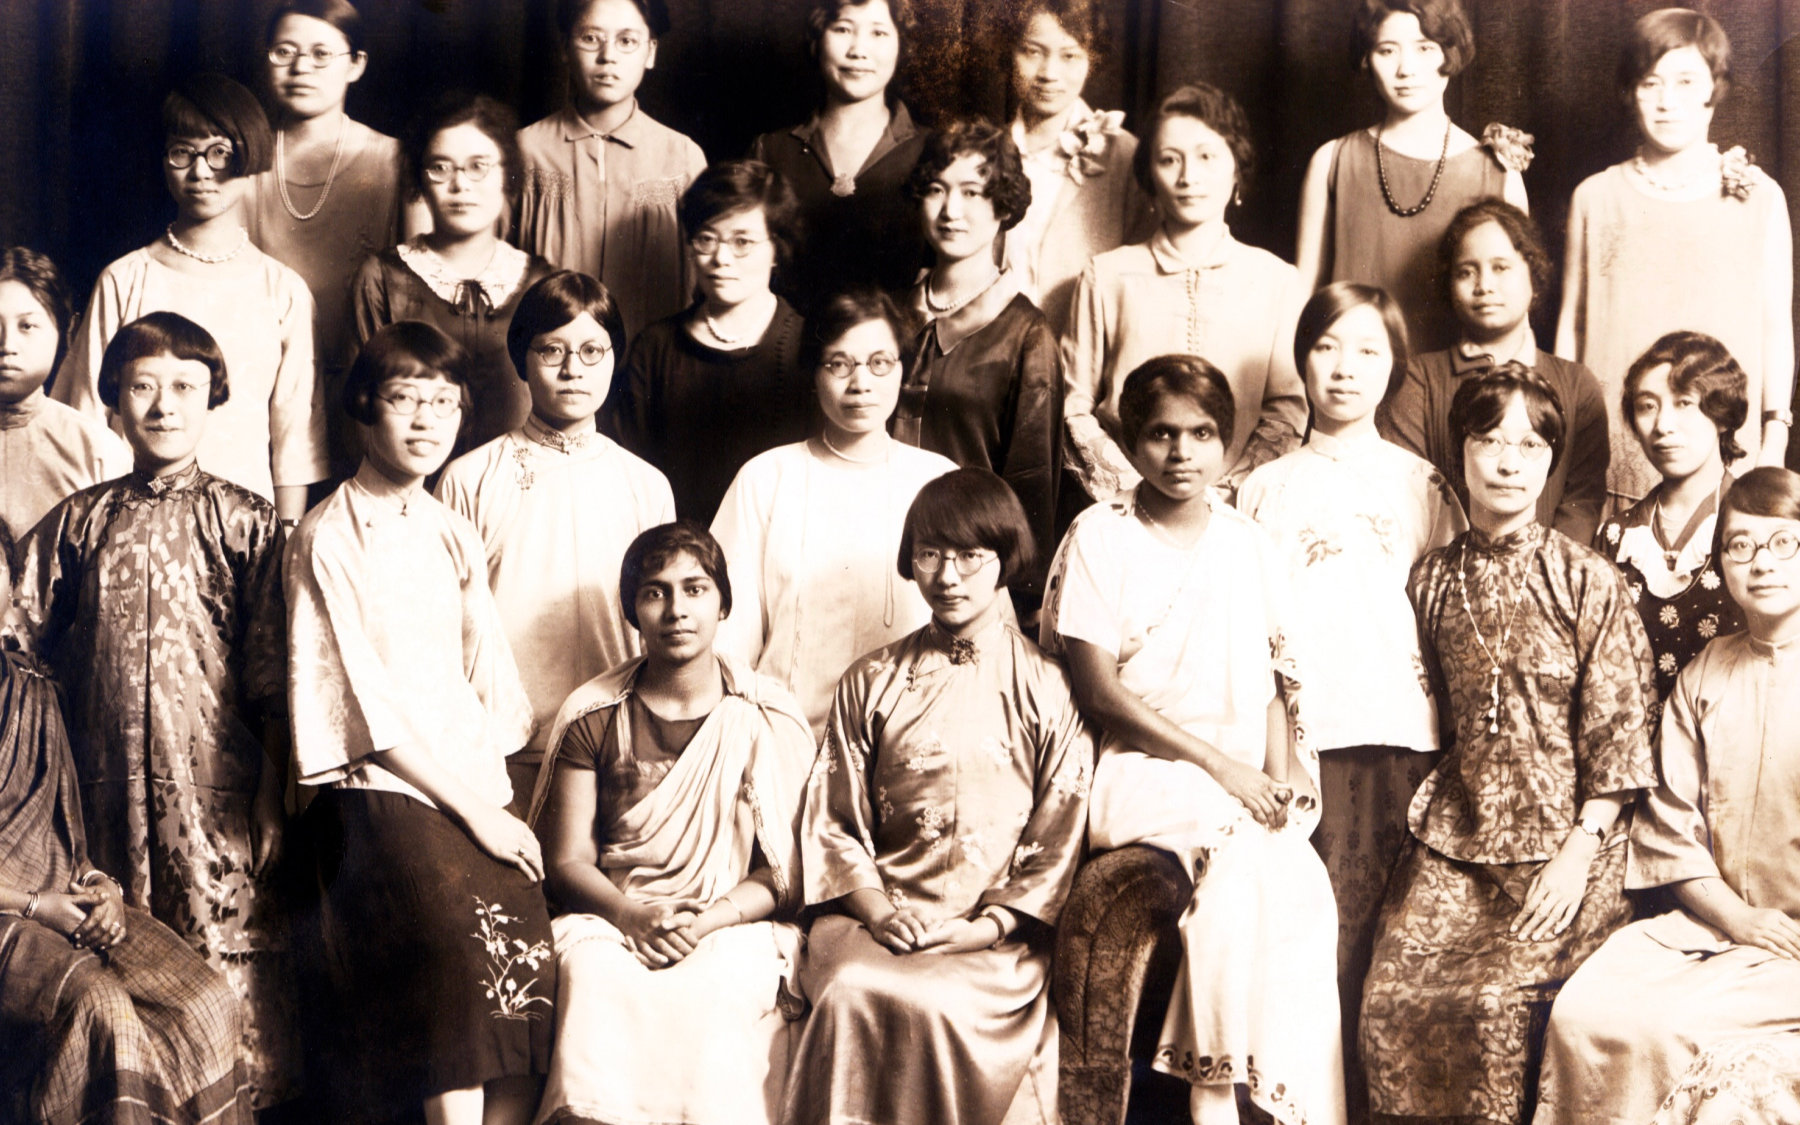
0, 1, 1797, 1124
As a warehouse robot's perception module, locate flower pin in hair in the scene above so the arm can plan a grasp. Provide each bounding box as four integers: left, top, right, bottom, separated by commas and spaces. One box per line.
1058, 108, 1127, 185
1481, 123, 1535, 174
1719, 145, 1756, 201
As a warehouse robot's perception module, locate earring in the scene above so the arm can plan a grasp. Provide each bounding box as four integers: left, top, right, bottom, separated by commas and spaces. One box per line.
1232, 184, 1243, 208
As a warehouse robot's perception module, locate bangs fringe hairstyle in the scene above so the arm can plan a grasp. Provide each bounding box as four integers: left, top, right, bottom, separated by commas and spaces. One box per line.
557, 0, 671, 38
1722, 465, 1800, 523
1005, 0, 1109, 61
403, 91, 525, 205
265, 0, 366, 54
1294, 281, 1410, 397
904, 118, 1032, 231
1117, 353, 1236, 454
802, 288, 919, 376
1352, 0, 1475, 78
896, 468, 1036, 587
0, 247, 74, 374
163, 73, 273, 178
1439, 199, 1552, 310
619, 520, 733, 629
1624, 330, 1750, 465
342, 320, 471, 426
679, 160, 804, 272
506, 270, 628, 379
1448, 360, 1568, 473
1620, 7, 1731, 106
1133, 83, 1256, 201
97, 311, 229, 411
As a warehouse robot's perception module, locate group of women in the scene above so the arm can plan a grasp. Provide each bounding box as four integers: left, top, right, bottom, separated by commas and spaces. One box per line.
1, 0, 1798, 1124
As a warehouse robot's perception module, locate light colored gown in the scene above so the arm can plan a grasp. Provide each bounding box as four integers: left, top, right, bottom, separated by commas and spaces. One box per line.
1537, 630, 1800, 1125
1041, 488, 1346, 1125
710, 440, 955, 738
524, 655, 815, 1125
0, 388, 130, 546
783, 617, 1093, 1125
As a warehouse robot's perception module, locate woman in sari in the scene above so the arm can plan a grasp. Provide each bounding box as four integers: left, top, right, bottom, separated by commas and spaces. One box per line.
0, 643, 249, 1125
785, 468, 1092, 1125
528, 520, 815, 1125
1043, 354, 1343, 1125
1359, 363, 1658, 1125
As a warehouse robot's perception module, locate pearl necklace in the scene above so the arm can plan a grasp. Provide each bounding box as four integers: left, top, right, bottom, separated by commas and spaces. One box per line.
165, 225, 248, 264
1457, 538, 1532, 735
701, 294, 773, 347
821, 430, 887, 464
276, 117, 348, 222
1631, 149, 1716, 194
923, 269, 1001, 318
1374, 119, 1452, 218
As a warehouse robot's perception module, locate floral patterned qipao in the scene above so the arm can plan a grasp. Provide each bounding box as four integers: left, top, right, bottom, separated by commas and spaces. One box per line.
9, 464, 295, 1105
1360, 522, 1657, 1125
782, 619, 1092, 1125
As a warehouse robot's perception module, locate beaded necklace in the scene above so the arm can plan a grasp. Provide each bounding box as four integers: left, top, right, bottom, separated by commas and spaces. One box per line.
1374, 119, 1452, 218
1456, 536, 1533, 735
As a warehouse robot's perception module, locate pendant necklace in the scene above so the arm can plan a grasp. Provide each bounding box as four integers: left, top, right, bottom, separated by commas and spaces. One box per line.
1375, 118, 1452, 218
1457, 539, 1530, 735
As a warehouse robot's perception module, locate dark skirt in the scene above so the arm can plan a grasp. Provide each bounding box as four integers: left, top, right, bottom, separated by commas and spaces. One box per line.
311, 788, 553, 1121
1311, 746, 1442, 1125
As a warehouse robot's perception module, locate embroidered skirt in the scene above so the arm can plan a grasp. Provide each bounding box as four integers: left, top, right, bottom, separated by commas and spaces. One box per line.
312, 789, 554, 1119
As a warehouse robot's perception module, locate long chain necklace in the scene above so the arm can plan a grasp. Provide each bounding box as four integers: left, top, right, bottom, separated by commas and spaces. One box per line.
1457, 539, 1530, 735
276, 116, 348, 222
1374, 118, 1452, 218
166, 224, 248, 264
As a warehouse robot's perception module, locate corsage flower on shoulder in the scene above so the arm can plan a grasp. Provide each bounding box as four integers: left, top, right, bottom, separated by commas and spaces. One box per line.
1482, 123, 1535, 174
1059, 108, 1127, 185
1720, 145, 1756, 201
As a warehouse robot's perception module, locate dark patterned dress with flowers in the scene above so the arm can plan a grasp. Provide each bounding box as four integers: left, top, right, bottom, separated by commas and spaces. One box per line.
9, 465, 297, 1106
1595, 484, 1744, 712
1360, 523, 1657, 1125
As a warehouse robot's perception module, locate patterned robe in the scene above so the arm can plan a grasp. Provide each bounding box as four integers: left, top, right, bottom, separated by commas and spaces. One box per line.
8, 464, 296, 1106
1361, 522, 1657, 1125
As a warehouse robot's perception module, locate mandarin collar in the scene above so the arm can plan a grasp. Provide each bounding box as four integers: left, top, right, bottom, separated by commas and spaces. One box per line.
557, 100, 647, 147
351, 459, 427, 515
1467, 520, 1545, 557
1148, 225, 1238, 274
0, 387, 46, 431
523, 414, 601, 454
919, 613, 1009, 669
128, 460, 202, 496
1453, 336, 1539, 375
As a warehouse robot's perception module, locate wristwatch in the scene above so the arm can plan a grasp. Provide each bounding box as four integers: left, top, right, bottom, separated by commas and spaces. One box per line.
1575, 818, 1606, 842
977, 904, 1013, 946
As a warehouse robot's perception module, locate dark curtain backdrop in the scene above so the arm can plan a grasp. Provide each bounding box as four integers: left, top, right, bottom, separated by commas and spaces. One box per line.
2, 0, 1797, 348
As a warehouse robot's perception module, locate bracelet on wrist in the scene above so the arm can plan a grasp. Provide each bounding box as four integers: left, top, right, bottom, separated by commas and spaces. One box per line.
21, 891, 40, 920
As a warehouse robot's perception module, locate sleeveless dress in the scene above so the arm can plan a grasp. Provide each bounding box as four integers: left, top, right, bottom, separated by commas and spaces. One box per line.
1327, 128, 1513, 355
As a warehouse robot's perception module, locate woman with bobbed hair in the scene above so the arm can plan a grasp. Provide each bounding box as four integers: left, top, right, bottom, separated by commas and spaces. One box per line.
1594, 331, 1749, 700
1000, 0, 1150, 338
352, 92, 555, 458
247, 0, 410, 481
1063, 83, 1306, 508
1360, 363, 1656, 1125
750, 0, 931, 313
1558, 8, 1793, 505
605, 159, 810, 522
710, 288, 955, 738
55, 73, 324, 523
897, 118, 1060, 618
287, 318, 552, 1125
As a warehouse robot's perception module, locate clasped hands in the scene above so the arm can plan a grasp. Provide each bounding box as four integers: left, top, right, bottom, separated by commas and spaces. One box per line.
868, 907, 1003, 956
36, 872, 127, 952
617, 899, 729, 969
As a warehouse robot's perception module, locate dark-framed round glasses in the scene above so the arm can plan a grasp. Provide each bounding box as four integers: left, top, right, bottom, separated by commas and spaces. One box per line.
912, 547, 998, 577
377, 388, 464, 419
268, 43, 353, 69
531, 342, 612, 368
167, 142, 235, 171
1723, 530, 1800, 565
819, 352, 900, 380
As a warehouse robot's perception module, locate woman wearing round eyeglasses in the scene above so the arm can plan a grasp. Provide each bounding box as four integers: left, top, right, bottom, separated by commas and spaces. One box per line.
437, 271, 675, 812
247, 0, 411, 483
287, 320, 551, 1125
605, 160, 810, 523
1359, 362, 1658, 1125
710, 289, 955, 738
55, 73, 325, 525
517, 0, 704, 342
351, 92, 554, 459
